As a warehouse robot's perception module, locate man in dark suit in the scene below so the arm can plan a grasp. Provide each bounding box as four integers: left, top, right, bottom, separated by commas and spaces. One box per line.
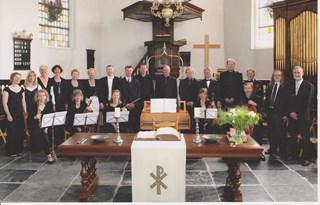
155, 65, 177, 98
243, 68, 264, 99
264, 70, 288, 159
198, 67, 221, 106
220, 58, 243, 108
179, 67, 198, 131
286, 66, 314, 166
120, 66, 141, 133
97, 65, 121, 131
134, 64, 154, 102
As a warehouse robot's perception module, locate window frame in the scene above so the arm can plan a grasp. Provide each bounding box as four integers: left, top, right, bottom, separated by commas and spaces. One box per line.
38, 0, 72, 48
252, 0, 274, 49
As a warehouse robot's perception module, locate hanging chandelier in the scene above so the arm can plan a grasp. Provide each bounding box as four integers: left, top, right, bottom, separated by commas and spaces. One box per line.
150, 0, 184, 27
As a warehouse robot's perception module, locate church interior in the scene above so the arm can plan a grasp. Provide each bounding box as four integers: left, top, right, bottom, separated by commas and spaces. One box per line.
0, 0, 318, 204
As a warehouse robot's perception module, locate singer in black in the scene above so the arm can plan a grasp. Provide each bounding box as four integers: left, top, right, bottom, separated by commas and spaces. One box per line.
27, 89, 54, 164
194, 88, 216, 134
220, 58, 243, 108
198, 67, 221, 106
104, 90, 127, 133
264, 70, 288, 159
66, 89, 91, 136
120, 65, 141, 133
155, 65, 177, 99
239, 82, 263, 145
286, 66, 314, 166
51, 65, 67, 145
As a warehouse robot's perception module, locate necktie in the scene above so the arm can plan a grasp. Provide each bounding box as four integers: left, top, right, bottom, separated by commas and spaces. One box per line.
295, 81, 300, 95
270, 83, 278, 108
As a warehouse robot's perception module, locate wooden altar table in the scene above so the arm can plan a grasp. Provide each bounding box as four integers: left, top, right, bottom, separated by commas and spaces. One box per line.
58, 133, 263, 202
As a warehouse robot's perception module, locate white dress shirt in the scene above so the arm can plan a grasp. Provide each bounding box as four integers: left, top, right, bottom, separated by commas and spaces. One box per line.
295, 79, 303, 95
107, 76, 114, 101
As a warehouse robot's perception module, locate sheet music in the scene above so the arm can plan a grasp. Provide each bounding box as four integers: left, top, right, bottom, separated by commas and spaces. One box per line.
198, 108, 218, 119
206, 108, 218, 119
73, 112, 99, 126
41, 111, 67, 128
136, 131, 156, 139
150, 98, 176, 113
106, 111, 130, 123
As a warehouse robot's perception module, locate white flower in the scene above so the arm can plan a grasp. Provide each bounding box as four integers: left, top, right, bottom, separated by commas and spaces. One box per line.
249, 111, 256, 117
230, 108, 236, 114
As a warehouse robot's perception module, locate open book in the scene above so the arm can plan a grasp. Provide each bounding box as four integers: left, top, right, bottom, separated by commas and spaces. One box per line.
150, 98, 176, 113
136, 127, 180, 141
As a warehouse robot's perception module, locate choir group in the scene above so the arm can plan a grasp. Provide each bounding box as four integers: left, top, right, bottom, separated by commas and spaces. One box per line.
1, 58, 314, 166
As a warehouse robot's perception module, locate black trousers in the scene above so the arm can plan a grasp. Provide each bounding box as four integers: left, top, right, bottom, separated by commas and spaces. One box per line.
288, 118, 312, 160
267, 111, 287, 156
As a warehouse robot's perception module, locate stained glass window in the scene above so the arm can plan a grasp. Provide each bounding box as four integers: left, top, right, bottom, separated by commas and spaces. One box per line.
253, 0, 284, 48
38, 0, 70, 47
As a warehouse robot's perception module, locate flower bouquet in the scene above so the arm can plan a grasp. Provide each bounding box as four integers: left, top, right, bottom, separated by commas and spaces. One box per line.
217, 106, 260, 145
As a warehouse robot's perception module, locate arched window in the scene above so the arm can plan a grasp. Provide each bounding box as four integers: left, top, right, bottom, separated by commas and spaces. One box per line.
38, 0, 70, 47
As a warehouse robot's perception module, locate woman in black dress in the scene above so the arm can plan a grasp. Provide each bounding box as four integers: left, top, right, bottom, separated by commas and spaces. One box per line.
66, 89, 91, 135
22, 70, 42, 112
194, 88, 216, 134
104, 89, 127, 133
37, 65, 55, 109
27, 89, 54, 164
65, 69, 83, 109
2, 72, 27, 157
83, 68, 99, 112
51, 65, 67, 145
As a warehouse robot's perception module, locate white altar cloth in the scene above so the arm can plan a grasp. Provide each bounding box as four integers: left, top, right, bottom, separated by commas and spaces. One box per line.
131, 135, 186, 202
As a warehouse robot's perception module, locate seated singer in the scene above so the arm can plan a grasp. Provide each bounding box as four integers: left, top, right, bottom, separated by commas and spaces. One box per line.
27, 89, 54, 164
239, 82, 263, 145
194, 88, 216, 134
66, 89, 92, 136
104, 89, 127, 133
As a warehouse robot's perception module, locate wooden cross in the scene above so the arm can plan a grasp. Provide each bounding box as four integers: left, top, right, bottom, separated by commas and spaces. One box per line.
193, 34, 221, 68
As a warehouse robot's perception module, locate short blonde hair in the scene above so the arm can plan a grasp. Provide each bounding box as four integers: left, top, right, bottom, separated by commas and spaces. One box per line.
87, 68, 96, 75
24, 70, 38, 87
246, 68, 255, 73
226, 58, 236, 65
71, 69, 80, 76
204, 67, 213, 73
9, 72, 21, 84
34, 89, 50, 104
243, 82, 254, 89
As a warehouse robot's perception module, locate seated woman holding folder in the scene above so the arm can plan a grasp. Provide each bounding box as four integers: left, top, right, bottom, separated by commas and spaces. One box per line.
104, 89, 127, 133
194, 88, 216, 134
27, 89, 54, 164
66, 89, 92, 136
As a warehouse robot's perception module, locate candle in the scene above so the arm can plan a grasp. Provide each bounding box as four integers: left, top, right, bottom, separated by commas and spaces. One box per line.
194, 107, 200, 118
114, 107, 121, 118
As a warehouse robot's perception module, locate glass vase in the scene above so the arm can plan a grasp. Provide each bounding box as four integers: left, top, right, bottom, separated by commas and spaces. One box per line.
234, 129, 245, 145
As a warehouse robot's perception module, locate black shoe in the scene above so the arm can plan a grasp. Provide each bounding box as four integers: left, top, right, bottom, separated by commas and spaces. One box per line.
301, 160, 310, 166
265, 150, 271, 155
260, 154, 266, 161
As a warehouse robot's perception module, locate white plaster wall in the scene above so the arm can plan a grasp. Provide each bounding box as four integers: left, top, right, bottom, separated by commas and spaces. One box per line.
0, 0, 102, 80
0, 0, 272, 80
175, 0, 225, 79
224, 0, 273, 80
